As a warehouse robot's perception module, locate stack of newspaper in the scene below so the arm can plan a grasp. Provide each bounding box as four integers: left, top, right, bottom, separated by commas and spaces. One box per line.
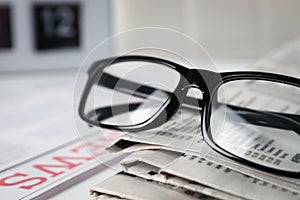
89, 39, 300, 200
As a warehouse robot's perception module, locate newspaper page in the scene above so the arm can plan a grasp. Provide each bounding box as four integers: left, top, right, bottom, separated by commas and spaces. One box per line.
120, 149, 299, 200
0, 73, 78, 172
120, 150, 246, 200
91, 172, 218, 200
252, 38, 300, 77
0, 72, 125, 199
0, 128, 123, 200
161, 154, 299, 200
120, 149, 181, 169
124, 162, 244, 200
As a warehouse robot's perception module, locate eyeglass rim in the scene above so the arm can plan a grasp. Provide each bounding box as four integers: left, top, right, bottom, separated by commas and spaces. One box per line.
79, 55, 191, 131
202, 71, 300, 178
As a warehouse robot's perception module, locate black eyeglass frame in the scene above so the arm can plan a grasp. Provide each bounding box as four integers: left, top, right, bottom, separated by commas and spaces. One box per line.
79, 55, 300, 178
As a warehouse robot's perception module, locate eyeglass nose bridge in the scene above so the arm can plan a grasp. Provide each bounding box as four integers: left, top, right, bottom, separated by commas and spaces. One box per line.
185, 69, 222, 96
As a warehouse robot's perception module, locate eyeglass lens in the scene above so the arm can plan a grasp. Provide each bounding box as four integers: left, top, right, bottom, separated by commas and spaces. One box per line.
210, 80, 300, 172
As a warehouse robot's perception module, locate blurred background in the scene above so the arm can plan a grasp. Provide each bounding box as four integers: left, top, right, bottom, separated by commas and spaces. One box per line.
0, 0, 300, 71
112, 0, 300, 61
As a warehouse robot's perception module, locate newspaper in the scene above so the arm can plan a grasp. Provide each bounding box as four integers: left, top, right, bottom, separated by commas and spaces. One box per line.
92, 39, 300, 199
107, 107, 300, 192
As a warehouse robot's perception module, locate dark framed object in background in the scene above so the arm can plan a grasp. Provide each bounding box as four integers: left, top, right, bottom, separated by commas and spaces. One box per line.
0, 5, 12, 49
33, 3, 80, 50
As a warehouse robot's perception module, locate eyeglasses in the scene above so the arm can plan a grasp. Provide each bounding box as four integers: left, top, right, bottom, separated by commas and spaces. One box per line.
79, 55, 300, 178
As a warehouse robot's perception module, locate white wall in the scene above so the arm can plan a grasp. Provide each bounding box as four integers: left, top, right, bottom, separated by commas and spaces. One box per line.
111, 0, 300, 60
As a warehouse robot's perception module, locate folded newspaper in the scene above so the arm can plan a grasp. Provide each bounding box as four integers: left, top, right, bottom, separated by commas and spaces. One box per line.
90, 39, 300, 200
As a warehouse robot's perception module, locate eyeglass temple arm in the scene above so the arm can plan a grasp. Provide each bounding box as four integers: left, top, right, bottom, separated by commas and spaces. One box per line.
91, 72, 300, 130
98, 72, 203, 107
88, 101, 300, 133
